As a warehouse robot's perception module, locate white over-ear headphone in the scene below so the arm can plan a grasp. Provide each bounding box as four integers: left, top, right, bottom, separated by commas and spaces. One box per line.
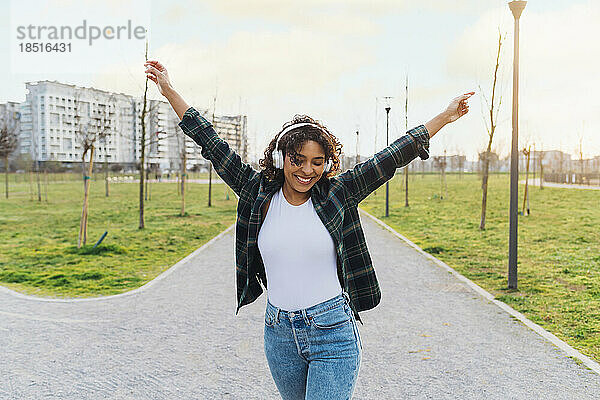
272, 122, 333, 173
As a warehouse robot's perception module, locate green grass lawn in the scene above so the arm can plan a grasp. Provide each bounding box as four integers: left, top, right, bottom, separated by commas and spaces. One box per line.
0, 179, 236, 298
360, 172, 600, 363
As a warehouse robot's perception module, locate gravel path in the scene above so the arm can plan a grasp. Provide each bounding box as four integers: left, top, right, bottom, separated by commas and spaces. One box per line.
1, 212, 599, 399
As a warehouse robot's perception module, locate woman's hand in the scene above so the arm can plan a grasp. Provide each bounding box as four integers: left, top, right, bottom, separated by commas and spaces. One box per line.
444, 92, 475, 123
424, 91, 475, 138
144, 60, 173, 97
144, 60, 189, 119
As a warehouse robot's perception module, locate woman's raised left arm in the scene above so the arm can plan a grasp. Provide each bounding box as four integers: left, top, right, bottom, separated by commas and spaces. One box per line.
337, 91, 474, 204
425, 92, 474, 138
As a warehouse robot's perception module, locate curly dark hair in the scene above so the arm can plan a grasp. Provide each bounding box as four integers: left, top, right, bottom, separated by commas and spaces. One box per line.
259, 115, 343, 182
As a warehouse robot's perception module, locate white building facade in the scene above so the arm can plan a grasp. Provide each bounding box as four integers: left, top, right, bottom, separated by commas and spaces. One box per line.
0, 101, 21, 160
14, 81, 247, 171
19, 81, 135, 165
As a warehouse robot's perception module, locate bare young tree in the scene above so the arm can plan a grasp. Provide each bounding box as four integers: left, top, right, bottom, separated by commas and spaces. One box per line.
137, 35, 156, 228
432, 154, 447, 199
137, 37, 163, 229
442, 149, 448, 199
558, 148, 565, 183
138, 92, 161, 228
578, 134, 584, 184
73, 92, 113, 247
103, 135, 109, 197
139, 57, 149, 229
479, 29, 505, 230
178, 133, 187, 216
538, 149, 545, 189
104, 77, 165, 230
0, 110, 19, 199
453, 145, 466, 180
136, 99, 174, 225
522, 146, 530, 215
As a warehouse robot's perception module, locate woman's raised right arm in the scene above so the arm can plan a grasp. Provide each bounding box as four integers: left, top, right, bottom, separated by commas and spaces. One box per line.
144, 60, 259, 197
144, 60, 189, 120
164, 87, 190, 121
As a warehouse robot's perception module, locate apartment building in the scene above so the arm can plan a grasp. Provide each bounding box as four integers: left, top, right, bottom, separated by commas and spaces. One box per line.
19, 81, 134, 164
13, 80, 247, 171
0, 101, 23, 161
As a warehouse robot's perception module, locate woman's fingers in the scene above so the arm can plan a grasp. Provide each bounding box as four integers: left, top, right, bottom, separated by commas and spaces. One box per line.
144, 60, 165, 72
143, 62, 171, 96
455, 92, 473, 112
144, 62, 160, 83
455, 95, 472, 103
455, 92, 475, 103
144, 60, 161, 67
445, 92, 473, 121
145, 65, 161, 75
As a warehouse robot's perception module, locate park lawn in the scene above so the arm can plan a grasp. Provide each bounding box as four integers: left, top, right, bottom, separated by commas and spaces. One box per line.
0, 179, 237, 298
360, 173, 600, 363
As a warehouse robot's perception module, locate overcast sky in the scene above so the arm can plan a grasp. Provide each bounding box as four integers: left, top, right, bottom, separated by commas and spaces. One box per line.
2, 0, 598, 161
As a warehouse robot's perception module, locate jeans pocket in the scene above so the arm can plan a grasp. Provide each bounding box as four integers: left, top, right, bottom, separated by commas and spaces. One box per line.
311, 305, 352, 329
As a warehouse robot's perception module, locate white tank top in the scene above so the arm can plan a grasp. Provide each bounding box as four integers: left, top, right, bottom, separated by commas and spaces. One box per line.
257, 187, 342, 311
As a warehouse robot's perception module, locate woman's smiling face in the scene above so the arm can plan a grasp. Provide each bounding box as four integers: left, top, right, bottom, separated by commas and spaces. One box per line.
283, 140, 326, 194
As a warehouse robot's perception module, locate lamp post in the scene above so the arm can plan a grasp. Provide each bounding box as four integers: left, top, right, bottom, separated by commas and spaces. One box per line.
355, 129, 360, 166
404, 74, 409, 207
508, 0, 526, 290
384, 104, 391, 217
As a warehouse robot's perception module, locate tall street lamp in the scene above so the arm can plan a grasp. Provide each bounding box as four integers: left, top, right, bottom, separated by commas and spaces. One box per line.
355, 129, 360, 166
508, 1, 526, 289
384, 104, 391, 217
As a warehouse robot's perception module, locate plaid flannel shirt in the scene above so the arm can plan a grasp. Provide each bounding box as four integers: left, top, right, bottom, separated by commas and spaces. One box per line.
178, 107, 430, 324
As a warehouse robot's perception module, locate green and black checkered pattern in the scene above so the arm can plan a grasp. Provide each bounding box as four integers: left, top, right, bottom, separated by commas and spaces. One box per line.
178, 107, 430, 324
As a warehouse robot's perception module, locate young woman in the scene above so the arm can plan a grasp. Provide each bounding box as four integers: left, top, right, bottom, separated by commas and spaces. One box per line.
145, 60, 473, 399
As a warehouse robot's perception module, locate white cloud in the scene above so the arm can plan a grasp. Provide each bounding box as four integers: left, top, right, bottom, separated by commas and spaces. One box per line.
162, 4, 188, 24
206, 0, 407, 19
204, 0, 487, 20
95, 29, 366, 93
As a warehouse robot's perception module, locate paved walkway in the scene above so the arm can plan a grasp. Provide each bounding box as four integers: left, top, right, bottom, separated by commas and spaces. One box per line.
1, 213, 599, 399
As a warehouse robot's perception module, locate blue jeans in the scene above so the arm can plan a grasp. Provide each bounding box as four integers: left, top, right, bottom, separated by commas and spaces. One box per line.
264, 292, 363, 399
